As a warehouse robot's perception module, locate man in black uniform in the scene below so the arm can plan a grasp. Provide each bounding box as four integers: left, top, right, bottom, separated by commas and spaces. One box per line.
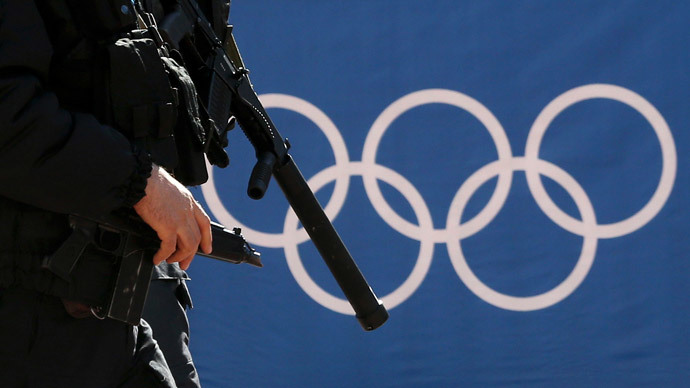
0, 0, 225, 387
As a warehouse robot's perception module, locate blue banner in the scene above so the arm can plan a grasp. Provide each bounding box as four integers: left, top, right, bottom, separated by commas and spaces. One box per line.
187, 1, 690, 386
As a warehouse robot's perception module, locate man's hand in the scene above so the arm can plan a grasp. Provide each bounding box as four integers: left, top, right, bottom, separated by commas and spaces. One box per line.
133, 164, 212, 270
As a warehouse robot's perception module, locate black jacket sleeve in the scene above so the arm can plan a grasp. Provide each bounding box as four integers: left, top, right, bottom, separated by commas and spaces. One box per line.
0, 0, 149, 217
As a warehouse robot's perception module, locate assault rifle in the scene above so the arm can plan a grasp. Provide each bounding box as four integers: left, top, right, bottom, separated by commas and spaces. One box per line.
157, 1, 389, 330
44, 212, 261, 325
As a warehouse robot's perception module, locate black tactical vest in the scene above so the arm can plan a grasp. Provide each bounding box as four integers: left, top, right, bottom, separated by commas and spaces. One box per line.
0, 0, 226, 305
39, 0, 221, 185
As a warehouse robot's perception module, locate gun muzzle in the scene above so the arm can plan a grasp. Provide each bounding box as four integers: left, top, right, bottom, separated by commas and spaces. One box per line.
201, 223, 263, 267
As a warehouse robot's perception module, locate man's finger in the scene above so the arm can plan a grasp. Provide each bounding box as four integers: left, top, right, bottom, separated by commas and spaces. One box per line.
165, 247, 191, 265
194, 208, 213, 254
153, 236, 176, 265
179, 254, 195, 271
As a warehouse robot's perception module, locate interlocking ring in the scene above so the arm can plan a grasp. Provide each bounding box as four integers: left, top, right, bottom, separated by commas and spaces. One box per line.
201, 84, 676, 314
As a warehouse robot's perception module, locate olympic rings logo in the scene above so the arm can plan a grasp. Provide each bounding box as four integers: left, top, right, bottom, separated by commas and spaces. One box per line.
201, 84, 677, 314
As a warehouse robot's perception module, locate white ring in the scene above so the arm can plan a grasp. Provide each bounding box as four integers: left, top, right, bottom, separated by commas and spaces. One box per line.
447, 157, 598, 311
283, 162, 435, 314
362, 89, 513, 243
525, 84, 677, 239
201, 94, 351, 247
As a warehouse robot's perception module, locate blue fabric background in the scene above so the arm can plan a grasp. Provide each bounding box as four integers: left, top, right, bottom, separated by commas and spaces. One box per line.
186, 1, 690, 386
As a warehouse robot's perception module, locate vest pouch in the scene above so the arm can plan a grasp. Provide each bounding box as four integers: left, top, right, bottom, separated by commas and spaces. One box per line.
161, 54, 210, 186
107, 35, 180, 170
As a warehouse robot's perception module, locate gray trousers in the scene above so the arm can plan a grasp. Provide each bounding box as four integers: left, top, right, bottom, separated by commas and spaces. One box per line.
143, 278, 201, 388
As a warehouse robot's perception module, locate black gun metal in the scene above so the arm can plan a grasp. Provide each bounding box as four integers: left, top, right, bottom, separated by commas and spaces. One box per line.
159, 0, 388, 331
